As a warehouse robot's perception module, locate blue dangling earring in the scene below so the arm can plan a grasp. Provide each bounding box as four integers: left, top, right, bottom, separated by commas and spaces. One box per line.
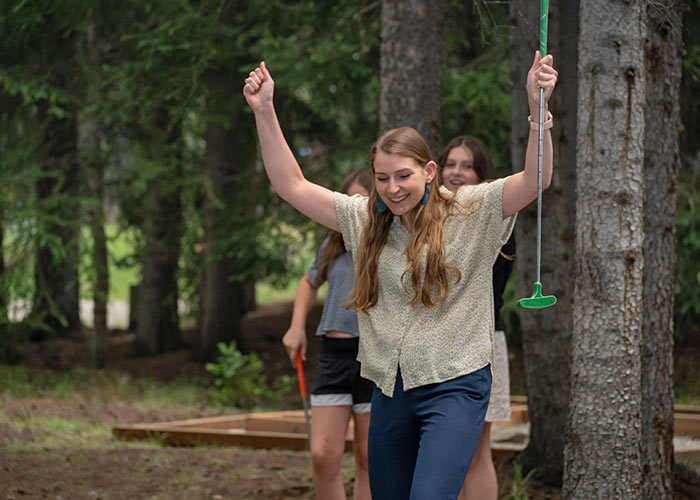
420, 186, 430, 205
376, 199, 387, 212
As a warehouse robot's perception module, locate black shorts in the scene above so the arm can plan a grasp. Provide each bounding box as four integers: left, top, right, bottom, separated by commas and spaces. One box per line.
310, 336, 375, 414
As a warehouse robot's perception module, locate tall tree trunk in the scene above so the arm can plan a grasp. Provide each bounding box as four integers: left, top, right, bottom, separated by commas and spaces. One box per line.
0, 227, 5, 328
563, 1, 646, 498
195, 67, 258, 362
0, 96, 8, 329
81, 20, 109, 369
33, 104, 81, 337
641, 2, 683, 498
133, 108, 183, 355
380, 0, 445, 153
509, 0, 577, 485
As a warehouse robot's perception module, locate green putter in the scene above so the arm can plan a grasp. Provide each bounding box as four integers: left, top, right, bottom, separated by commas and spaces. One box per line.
518, 282, 557, 309
518, 0, 557, 311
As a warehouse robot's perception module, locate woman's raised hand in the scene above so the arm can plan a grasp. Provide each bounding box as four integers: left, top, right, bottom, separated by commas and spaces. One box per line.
243, 61, 274, 111
526, 51, 558, 112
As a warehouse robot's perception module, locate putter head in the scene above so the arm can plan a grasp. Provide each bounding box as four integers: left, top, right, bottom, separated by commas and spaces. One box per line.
517, 282, 557, 309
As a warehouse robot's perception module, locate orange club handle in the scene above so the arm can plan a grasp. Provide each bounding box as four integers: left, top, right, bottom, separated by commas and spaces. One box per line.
295, 352, 307, 397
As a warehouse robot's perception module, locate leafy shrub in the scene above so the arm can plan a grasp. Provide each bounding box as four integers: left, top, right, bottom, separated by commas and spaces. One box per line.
205, 341, 293, 408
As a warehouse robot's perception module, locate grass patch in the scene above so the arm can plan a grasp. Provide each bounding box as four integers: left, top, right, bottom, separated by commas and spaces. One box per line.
0, 363, 291, 415
5, 413, 113, 451
0, 364, 211, 409
500, 463, 537, 500
256, 280, 328, 304
0, 402, 168, 453
0, 403, 113, 452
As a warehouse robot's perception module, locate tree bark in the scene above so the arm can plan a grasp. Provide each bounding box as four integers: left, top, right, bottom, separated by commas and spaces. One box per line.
563, 1, 646, 498
0, 96, 8, 329
0, 226, 5, 328
380, 0, 445, 153
509, 0, 577, 485
641, 2, 683, 498
33, 104, 81, 337
194, 67, 258, 362
133, 108, 183, 355
81, 20, 109, 369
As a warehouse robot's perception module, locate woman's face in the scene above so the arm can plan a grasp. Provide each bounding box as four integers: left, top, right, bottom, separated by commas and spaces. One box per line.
373, 150, 436, 219
442, 146, 480, 192
346, 181, 369, 197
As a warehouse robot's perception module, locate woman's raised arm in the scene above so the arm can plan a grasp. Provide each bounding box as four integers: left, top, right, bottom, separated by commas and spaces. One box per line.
502, 52, 558, 219
243, 62, 340, 232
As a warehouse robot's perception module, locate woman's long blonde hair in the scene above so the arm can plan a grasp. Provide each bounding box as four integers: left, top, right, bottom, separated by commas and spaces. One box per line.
348, 127, 461, 312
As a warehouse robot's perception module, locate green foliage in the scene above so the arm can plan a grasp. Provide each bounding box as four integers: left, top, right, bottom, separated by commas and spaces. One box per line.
251, 0, 380, 185
675, 165, 700, 341
442, 1, 511, 171
442, 55, 511, 173
674, 363, 700, 405
501, 464, 537, 500
206, 341, 293, 408
1, 0, 693, 350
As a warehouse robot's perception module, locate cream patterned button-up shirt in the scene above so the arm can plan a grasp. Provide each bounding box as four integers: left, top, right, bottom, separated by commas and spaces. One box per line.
334, 178, 516, 397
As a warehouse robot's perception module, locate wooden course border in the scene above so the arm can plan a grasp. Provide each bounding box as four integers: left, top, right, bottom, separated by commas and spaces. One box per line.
114, 411, 351, 452
112, 399, 700, 460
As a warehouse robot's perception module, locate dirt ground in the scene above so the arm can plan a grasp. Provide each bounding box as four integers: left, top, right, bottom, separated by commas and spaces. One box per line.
1, 301, 698, 500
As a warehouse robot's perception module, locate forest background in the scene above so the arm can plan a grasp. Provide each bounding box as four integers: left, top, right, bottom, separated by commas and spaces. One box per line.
1, 0, 700, 498
3, 0, 699, 362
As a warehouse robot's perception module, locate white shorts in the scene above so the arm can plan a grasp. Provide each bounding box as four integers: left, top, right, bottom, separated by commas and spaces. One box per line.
485, 330, 511, 422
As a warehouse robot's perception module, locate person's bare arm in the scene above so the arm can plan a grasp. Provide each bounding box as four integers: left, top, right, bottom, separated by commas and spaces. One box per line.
502, 52, 558, 219
282, 274, 319, 365
243, 62, 340, 231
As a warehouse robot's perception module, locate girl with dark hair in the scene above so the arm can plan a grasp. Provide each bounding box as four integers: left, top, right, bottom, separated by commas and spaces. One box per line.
439, 136, 516, 500
243, 50, 557, 499
283, 169, 374, 500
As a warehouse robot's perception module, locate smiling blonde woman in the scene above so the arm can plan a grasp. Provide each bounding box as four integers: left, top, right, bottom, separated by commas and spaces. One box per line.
243, 51, 557, 500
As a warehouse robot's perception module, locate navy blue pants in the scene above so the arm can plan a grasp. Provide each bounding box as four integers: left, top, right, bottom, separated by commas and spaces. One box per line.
367, 365, 491, 500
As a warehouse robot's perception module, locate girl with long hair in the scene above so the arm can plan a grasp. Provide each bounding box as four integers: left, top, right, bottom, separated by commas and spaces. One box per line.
439, 136, 516, 500
283, 169, 374, 500
243, 50, 557, 499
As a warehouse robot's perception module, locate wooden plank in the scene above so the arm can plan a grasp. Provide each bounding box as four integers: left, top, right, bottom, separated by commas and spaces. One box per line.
125, 410, 308, 430
508, 397, 700, 416
112, 425, 353, 452
245, 417, 309, 434
492, 404, 529, 428
137, 414, 249, 429
674, 404, 700, 415
675, 448, 700, 461
113, 402, 700, 453
675, 413, 700, 438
